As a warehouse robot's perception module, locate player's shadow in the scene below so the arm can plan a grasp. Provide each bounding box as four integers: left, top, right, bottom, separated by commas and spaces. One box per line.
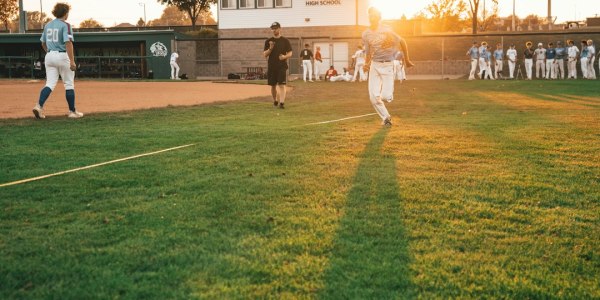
318, 128, 415, 298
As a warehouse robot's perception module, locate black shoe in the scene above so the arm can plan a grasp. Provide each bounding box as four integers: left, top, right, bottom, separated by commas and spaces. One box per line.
383, 117, 392, 126
279, 102, 285, 109
273, 101, 279, 107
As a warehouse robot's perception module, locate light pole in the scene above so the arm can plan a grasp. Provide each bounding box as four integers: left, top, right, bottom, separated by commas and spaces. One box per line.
139, 2, 147, 27
40, 0, 43, 29
512, 0, 515, 31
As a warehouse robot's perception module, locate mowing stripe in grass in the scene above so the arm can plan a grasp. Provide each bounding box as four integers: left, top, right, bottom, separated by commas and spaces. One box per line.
0, 112, 379, 188
0, 144, 196, 187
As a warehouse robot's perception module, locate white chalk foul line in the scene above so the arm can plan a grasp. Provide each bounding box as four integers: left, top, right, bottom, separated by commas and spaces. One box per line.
0, 144, 196, 188
304, 113, 377, 125
1, 112, 379, 188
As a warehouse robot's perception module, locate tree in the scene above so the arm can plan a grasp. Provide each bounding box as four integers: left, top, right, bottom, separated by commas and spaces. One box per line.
422, 0, 468, 32
79, 18, 103, 28
156, 0, 216, 30
0, 0, 18, 31
25, 11, 52, 30
466, 0, 497, 34
523, 14, 543, 28
477, 2, 499, 32
148, 5, 189, 26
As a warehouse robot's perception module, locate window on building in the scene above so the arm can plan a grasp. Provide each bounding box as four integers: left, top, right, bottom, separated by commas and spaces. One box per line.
239, 0, 255, 8
275, 0, 291, 8
222, 0, 236, 9
257, 0, 273, 8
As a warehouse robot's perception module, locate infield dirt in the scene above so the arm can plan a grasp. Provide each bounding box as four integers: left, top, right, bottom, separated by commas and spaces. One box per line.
0, 80, 271, 119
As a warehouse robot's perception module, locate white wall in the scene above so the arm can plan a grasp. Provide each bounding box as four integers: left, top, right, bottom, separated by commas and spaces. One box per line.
218, 0, 370, 29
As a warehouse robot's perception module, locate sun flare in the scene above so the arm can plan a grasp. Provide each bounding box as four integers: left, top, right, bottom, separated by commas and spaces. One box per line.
368, 0, 423, 20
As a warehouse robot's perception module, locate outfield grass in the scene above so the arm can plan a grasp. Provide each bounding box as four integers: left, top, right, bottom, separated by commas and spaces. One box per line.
0, 80, 598, 299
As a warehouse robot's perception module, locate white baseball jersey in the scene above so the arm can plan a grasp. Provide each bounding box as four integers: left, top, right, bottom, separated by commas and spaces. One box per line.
170, 52, 179, 62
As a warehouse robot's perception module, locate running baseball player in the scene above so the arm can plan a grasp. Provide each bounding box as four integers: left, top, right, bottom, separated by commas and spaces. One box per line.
170, 51, 180, 80
32, 2, 82, 119
362, 6, 413, 126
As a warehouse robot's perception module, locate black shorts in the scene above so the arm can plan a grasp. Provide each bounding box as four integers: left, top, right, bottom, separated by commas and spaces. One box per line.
267, 67, 287, 86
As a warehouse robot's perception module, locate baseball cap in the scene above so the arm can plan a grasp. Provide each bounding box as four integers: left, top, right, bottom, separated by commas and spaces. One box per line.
538, 42, 543, 46
270, 22, 281, 29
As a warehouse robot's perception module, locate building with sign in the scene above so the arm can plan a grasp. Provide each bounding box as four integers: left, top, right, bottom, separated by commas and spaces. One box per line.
217, 0, 371, 77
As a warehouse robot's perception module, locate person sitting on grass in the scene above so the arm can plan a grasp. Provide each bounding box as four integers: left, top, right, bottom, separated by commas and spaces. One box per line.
325, 65, 338, 81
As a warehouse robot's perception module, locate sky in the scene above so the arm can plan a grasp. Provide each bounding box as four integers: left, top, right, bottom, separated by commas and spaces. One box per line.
21, 0, 599, 27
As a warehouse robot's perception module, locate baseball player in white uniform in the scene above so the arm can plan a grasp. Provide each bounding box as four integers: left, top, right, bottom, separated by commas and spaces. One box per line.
170, 51, 180, 79
478, 42, 488, 79
586, 39, 596, 79
32, 2, 82, 119
534, 43, 546, 79
363, 6, 413, 126
493, 43, 504, 79
506, 44, 517, 79
567, 40, 579, 79
554, 41, 567, 79
351, 45, 367, 82
466, 41, 479, 80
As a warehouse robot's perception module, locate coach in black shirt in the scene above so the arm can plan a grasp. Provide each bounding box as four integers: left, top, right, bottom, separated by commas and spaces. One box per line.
263, 21, 293, 109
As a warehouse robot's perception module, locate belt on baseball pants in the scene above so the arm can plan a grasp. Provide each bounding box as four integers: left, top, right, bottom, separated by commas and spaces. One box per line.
373, 60, 393, 63
49, 50, 66, 53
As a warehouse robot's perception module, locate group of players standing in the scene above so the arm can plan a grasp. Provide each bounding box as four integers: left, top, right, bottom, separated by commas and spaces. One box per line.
467, 39, 597, 80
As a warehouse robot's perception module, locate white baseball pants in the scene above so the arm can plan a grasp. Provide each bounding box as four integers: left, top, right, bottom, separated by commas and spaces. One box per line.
353, 61, 366, 81
469, 58, 478, 80
568, 58, 577, 78
580, 57, 588, 78
587, 57, 596, 79
170, 61, 180, 79
536, 60, 545, 78
302, 60, 313, 81
368, 61, 393, 121
508, 60, 516, 78
525, 59, 533, 79
44, 51, 75, 90
555, 59, 565, 79
546, 59, 555, 79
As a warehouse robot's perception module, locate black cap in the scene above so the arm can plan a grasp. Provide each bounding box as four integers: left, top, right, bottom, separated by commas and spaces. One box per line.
270, 22, 281, 29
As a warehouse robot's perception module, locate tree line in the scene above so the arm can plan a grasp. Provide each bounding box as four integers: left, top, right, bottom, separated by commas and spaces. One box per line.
0, 0, 215, 31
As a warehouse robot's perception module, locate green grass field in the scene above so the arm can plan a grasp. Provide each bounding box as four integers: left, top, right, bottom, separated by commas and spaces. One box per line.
1, 80, 598, 299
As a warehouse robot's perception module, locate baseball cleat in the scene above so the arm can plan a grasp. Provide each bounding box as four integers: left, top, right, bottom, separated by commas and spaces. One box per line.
383, 117, 392, 126
279, 103, 285, 109
68, 111, 84, 118
32, 104, 45, 119
273, 100, 279, 107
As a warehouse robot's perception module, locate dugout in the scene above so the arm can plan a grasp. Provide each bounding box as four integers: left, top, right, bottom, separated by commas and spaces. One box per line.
0, 30, 180, 79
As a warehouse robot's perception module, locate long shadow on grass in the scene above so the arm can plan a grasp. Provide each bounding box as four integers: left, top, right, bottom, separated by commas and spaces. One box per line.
318, 128, 415, 299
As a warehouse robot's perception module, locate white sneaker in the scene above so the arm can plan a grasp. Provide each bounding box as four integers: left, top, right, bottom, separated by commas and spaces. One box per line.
33, 104, 45, 119
68, 111, 84, 118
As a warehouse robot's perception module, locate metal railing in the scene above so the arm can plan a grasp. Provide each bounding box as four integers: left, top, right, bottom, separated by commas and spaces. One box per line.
0, 56, 155, 79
